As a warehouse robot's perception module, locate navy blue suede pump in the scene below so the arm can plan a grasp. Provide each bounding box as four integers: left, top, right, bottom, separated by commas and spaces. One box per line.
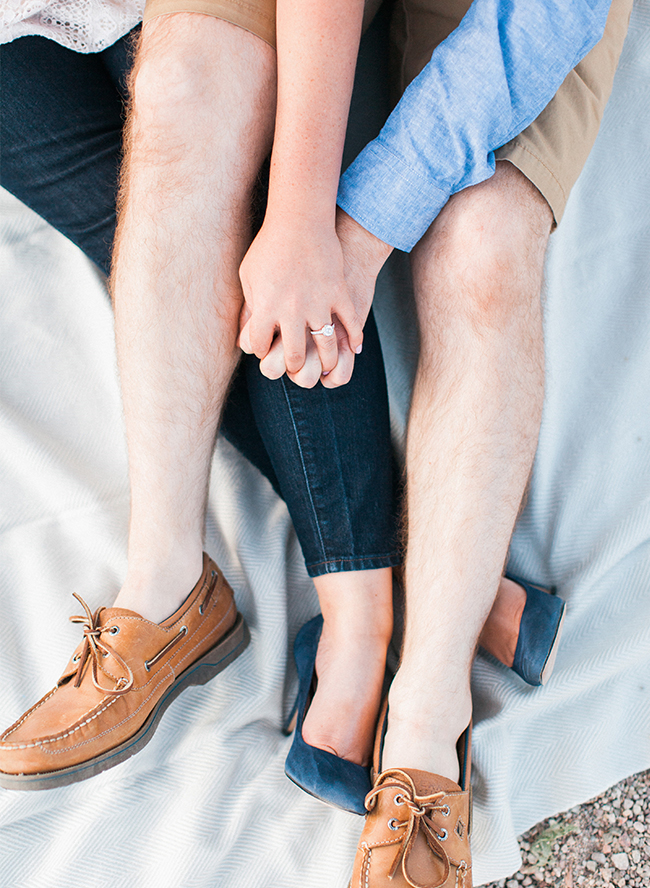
507, 574, 566, 686
284, 615, 373, 815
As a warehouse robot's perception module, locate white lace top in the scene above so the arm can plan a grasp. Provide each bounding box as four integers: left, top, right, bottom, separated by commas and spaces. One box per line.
1, 0, 144, 52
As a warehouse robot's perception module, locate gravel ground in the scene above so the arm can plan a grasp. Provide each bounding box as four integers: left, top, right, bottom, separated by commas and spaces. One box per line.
482, 770, 650, 888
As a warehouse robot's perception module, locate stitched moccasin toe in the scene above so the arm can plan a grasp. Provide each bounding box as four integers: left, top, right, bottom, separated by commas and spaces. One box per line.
0, 553, 249, 791
350, 767, 472, 888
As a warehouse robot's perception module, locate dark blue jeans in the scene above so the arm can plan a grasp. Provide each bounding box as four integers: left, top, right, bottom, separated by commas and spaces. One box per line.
0, 29, 399, 578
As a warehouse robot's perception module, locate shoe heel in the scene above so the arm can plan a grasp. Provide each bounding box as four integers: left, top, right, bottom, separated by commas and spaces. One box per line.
508, 574, 566, 686
283, 698, 299, 736
284, 615, 372, 814
188, 612, 250, 686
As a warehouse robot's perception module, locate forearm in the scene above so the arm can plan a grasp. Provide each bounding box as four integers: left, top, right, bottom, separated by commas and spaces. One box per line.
337, 0, 614, 251
268, 0, 365, 226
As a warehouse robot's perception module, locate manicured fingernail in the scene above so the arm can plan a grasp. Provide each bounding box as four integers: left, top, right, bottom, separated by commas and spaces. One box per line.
355, 344, 363, 355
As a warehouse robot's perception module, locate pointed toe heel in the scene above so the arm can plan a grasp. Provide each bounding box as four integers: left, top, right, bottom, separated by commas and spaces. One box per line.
284, 615, 372, 815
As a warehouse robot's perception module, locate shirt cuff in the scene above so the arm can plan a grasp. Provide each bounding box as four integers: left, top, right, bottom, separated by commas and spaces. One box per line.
337, 142, 451, 253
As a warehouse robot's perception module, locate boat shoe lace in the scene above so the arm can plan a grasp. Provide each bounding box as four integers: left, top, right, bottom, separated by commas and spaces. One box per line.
68, 593, 134, 695
364, 769, 468, 888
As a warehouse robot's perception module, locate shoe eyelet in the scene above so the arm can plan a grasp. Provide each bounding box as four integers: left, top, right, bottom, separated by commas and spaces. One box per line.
441, 804, 450, 817
109, 625, 120, 635
436, 828, 448, 841
72, 654, 81, 663
144, 661, 151, 672
394, 794, 405, 806
388, 819, 400, 831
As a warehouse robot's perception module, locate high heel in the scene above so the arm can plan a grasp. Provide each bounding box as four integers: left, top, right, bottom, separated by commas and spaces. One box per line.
284, 615, 373, 815
507, 574, 566, 687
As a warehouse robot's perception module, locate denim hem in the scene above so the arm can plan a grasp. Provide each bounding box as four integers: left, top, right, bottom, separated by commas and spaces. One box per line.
305, 553, 402, 579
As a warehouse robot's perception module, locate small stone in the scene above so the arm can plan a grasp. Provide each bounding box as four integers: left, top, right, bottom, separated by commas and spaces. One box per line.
585, 861, 597, 872
633, 821, 646, 833
624, 799, 634, 810
612, 852, 629, 870
632, 849, 641, 863
592, 852, 607, 864
633, 803, 643, 816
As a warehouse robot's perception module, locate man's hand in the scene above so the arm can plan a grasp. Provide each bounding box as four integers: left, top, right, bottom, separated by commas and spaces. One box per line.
335, 208, 393, 320
312, 209, 393, 388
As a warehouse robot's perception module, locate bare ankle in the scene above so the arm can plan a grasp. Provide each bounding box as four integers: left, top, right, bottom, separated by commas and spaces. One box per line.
382, 678, 472, 782
300, 572, 393, 766
313, 567, 394, 644
114, 545, 204, 623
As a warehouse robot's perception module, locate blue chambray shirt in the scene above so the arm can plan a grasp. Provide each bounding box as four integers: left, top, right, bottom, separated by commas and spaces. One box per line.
337, 0, 613, 252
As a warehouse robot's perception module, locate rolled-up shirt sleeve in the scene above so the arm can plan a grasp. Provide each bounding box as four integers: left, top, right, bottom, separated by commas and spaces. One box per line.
337, 0, 613, 252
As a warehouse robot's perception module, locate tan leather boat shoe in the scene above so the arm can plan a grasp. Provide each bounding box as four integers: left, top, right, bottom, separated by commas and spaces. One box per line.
0, 553, 249, 791
349, 730, 472, 888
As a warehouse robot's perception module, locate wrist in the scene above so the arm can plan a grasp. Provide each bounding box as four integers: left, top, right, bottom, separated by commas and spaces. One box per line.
336, 208, 393, 273
266, 183, 337, 230
263, 197, 337, 233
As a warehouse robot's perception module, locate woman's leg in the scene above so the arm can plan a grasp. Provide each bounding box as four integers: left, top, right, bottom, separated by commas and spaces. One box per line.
246, 311, 398, 764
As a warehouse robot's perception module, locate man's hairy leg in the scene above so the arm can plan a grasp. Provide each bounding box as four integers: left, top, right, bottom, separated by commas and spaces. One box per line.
111, 14, 276, 622
383, 162, 552, 780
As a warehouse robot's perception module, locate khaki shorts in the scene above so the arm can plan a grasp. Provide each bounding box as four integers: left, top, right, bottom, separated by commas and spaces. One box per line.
143, 0, 633, 224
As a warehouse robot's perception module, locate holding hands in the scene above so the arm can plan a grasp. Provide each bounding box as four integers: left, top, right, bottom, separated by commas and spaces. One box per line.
236, 0, 392, 388
238, 209, 393, 388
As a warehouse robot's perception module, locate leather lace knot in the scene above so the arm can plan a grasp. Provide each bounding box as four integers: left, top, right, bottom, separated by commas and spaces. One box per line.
365, 770, 466, 888
68, 593, 134, 695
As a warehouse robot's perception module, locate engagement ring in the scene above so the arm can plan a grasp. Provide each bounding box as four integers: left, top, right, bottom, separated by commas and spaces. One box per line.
310, 323, 335, 337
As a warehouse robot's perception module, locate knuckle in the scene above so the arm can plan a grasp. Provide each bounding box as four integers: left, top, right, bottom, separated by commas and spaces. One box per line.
285, 351, 305, 370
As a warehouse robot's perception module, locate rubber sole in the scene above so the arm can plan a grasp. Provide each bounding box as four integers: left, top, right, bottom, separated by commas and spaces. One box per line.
0, 613, 250, 791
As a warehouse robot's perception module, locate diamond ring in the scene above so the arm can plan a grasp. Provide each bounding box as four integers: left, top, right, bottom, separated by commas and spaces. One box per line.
310, 323, 335, 337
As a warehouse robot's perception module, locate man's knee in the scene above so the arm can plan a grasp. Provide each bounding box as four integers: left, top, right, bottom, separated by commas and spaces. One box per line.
131, 13, 275, 131
412, 162, 552, 334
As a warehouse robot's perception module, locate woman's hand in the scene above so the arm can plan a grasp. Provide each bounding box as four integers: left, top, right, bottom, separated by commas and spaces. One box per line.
239, 210, 393, 388
238, 214, 363, 378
